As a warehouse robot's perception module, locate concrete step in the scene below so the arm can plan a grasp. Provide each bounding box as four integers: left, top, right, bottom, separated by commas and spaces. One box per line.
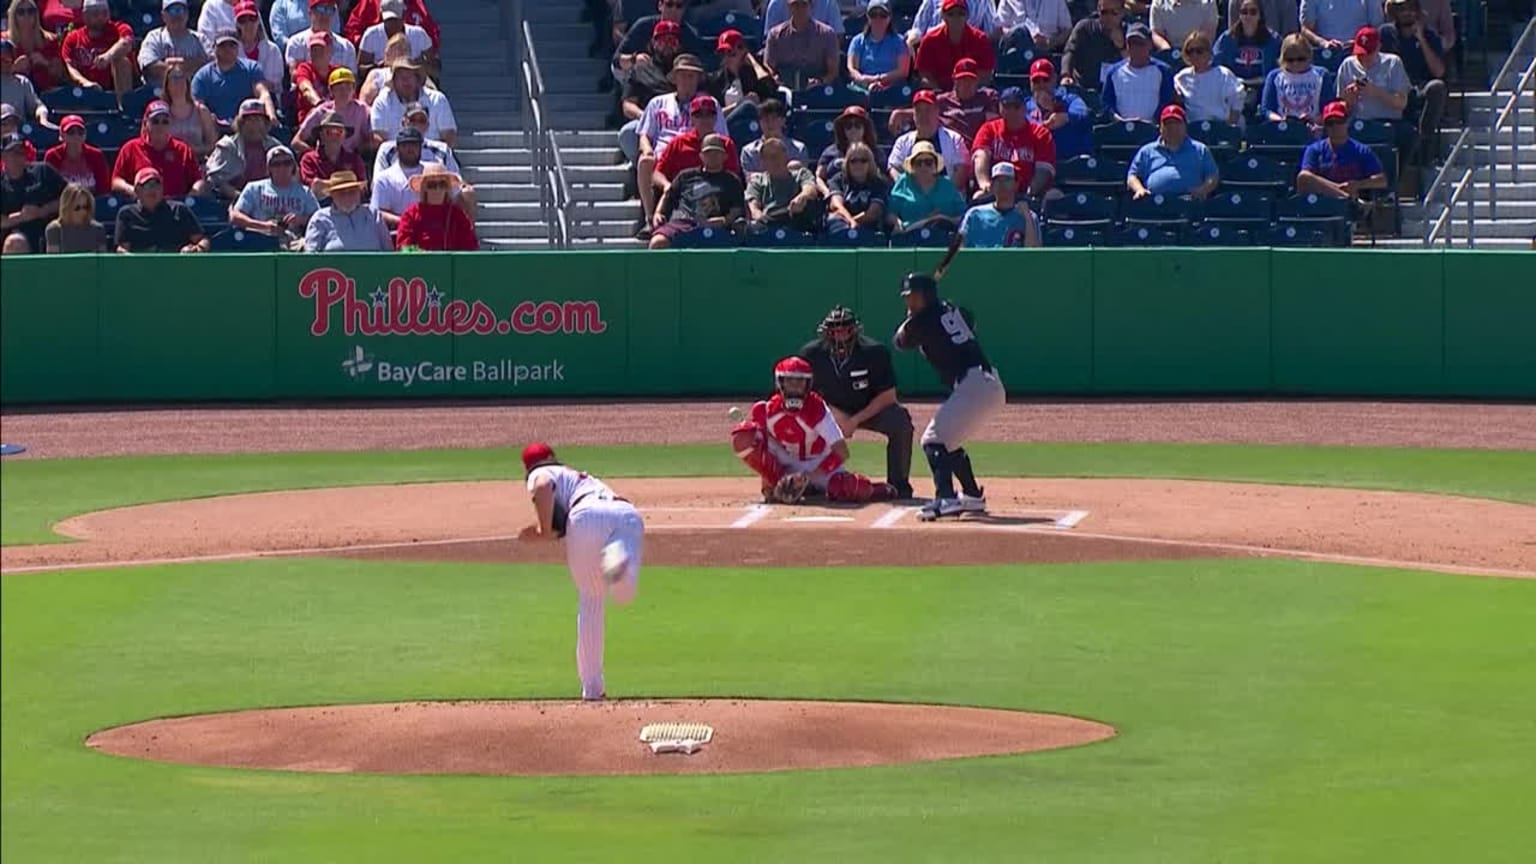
457, 92, 611, 111
481, 219, 638, 240
482, 200, 638, 221
1470, 145, 1536, 165
459, 128, 620, 148
461, 164, 631, 184
1403, 217, 1536, 239
457, 113, 612, 131
1427, 200, 1536, 219
474, 182, 625, 203
456, 146, 618, 167
1461, 126, 1536, 145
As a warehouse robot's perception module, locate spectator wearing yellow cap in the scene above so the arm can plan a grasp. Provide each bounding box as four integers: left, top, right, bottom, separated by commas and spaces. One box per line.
293, 66, 371, 155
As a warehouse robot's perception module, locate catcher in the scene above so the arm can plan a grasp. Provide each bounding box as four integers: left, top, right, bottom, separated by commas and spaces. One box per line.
731, 356, 899, 504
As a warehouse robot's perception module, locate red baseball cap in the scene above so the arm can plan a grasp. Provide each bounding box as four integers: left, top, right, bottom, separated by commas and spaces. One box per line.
1159, 103, 1186, 123
143, 99, 171, 119
912, 89, 937, 106
1029, 57, 1056, 81
59, 114, 86, 134
1353, 25, 1380, 55
234, 0, 259, 20
1321, 100, 1349, 121
715, 28, 743, 53
941, 0, 968, 12
133, 167, 163, 186
653, 19, 681, 39
689, 93, 719, 114
521, 443, 556, 473
952, 58, 980, 80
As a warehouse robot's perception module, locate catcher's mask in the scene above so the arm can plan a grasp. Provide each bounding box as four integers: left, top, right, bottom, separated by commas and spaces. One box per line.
818, 305, 861, 358
774, 356, 814, 410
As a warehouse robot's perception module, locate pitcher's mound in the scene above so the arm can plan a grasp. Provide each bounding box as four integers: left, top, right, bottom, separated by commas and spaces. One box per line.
86, 699, 1116, 776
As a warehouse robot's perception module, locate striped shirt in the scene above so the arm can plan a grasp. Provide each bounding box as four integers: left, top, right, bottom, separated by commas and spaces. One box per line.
1104, 59, 1175, 122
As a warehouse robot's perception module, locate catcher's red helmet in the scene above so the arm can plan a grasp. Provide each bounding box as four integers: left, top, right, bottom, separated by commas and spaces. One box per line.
774, 356, 814, 409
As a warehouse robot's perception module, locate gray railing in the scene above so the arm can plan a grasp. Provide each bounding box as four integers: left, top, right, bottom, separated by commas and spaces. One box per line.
509, 0, 573, 248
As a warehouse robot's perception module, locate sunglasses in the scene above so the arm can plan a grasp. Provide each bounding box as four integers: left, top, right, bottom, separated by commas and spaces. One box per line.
693, 109, 717, 117
71, 203, 92, 212
1283, 55, 1308, 63
867, 8, 890, 16
269, 159, 294, 167
1239, 8, 1260, 14
148, 117, 171, 125
313, 5, 337, 13
64, 127, 86, 136
912, 158, 937, 168
424, 180, 450, 190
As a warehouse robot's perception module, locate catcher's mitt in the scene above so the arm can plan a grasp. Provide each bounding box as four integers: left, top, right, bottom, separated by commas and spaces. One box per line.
770, 472, 811, 504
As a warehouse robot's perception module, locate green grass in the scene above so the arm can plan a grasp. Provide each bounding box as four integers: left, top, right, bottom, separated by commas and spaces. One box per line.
4, 442, 1533, 545
3, 557, 1534, 862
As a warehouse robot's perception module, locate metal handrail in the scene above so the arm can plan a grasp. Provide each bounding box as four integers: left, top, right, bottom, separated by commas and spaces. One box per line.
1427, 168, 1475, 246
509, 0, 574, 248
1485, 17, 1536, 219
1423, 126, 1476, 245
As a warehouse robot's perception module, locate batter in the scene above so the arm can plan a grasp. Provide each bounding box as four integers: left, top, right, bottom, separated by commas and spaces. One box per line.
520, 442, 644, 702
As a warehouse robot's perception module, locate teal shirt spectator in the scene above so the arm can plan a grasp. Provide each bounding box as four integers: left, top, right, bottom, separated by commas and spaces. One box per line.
1128, 136, 1219, 195
959, 202, 1034, 248
849, 31, 907, 77
191, 58, 267, 123
888, 172, 967, 228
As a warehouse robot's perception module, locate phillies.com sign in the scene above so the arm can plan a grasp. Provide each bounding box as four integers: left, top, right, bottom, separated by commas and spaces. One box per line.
298, 267, 608, 337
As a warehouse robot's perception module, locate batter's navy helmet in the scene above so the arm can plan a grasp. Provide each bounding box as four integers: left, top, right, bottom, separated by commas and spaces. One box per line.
900, 272, 939, 301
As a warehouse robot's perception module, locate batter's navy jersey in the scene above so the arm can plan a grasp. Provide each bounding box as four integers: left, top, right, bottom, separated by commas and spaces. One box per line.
902, 301, 991, 388
798, 337, 898, 416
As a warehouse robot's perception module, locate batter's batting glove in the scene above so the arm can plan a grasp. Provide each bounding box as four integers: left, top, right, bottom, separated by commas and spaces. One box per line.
771, 473, 811, 505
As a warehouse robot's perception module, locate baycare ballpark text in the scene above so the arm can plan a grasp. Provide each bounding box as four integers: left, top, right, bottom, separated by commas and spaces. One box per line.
298, 267, 607, 337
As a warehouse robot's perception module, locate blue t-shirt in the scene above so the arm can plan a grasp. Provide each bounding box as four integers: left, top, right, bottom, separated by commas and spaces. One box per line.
1025, 89, 1094, 162
1129, 137, 1219, 195
960, 202, 1033, 248
191, 58, 267, 123
1300, 137, 1384, 183
235, 178, 320, 223
848, 32, 908, 77
1214, 29, 1281, 81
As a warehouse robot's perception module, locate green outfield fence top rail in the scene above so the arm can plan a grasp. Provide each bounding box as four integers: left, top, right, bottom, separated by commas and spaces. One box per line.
1, 249, 1532, 404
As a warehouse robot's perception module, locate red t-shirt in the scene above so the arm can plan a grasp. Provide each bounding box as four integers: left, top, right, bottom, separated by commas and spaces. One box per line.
971, 118, 1056, 190
656, 128, 741, 179
44, 142, 112, 195
292, 62, 332, 123
60, 21, 136, 89
111, 135, 202, 197
1, 30, 65, 91
345, 0, 441, 51
396, 200, 478, 251
299, 146, 368, 187
915, 25, 995, 91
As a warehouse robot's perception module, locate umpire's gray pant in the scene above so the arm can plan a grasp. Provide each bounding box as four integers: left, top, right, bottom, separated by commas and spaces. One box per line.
921, 368, 1006, 449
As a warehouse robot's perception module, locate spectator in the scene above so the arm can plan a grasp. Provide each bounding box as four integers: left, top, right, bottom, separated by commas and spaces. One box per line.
269, 0, 330, 48
958, 162, 1041, 246
294, 67, 370, 155
60, 0, 136, 99
39, 0, 84, 36
396, 162, 477, 250
710, 29, 780, 110
1215, 0, 1281, 90
192, 32, 276, 126
1403, 0, 1455, 55
763, 0, 841, 90
358, 0, 436, 78
1149, 0, 1218, 51
370, 59, 454, 147
161, 62, 218, 158
204, 99, 284, 199
1297, 99, 1387, 202
1061, 0, 1128, 90
817, 104, 883, 189
234, 1, 285, 87
824, 141, 889, 239
617, 20, 681, 165
746, 137, 822, 233
303, 169, 392, 250
740, 98, 810, 173
634, 52, 704, 238
196, 0, 241, 52
372, 126, 475, 227
1301, 0, 1382, 49
971, 86, 1055, 201
138, 0, 208, 88
648, 132, 746, 248
284, 1, 358, 73
113, 167, 208, 252
1025, 59, 1093, 162
346, 0, 440, 55
997, 0, 1073, 51
1335, 26, 1408, 122
1103, 23, 1176, 122
360, 31, 436, 105
110, 100, 203, 198
890, 58, 998, 141
1, 131, 63, 253
1127, 103, 1219, 198
614, 0, 705, 78
762, 0, 843, 35
848, 0, 910, 93
4, 1, 66, 93
294, 31, 339, 125
907, 0, 999, 49
656, 94, 740, 185
1174, 31, 1245, 123
299, 110, 367, 191
888, 140, 965, 235
229, 143, 318, 242
44, 180, 106, 251
888, 89, 969, 184
371, 101, 453, 172
1225, 0, 1298, 41
2, 42, 49, 129
1262, 33, 1326, 121
0, 103, 36, 160
43, 114, 109, 194
915, 0, 996, 91
1379, 0, 1446, 153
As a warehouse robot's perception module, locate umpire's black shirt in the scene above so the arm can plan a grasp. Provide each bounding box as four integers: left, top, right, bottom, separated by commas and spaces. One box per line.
798, 337, 897, 416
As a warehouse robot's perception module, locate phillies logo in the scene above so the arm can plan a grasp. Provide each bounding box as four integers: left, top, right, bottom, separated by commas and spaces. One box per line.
299, 267, 607, 337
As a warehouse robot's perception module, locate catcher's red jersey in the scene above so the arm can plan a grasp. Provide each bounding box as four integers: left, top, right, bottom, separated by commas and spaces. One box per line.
752, 393, 844, 472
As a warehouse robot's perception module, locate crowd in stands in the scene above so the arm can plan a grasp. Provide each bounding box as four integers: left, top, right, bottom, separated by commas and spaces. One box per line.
1, 0, 476, 254
594, 0, 1474, 248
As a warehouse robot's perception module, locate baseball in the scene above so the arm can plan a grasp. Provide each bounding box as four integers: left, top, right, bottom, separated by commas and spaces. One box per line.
728, 406, 744, 422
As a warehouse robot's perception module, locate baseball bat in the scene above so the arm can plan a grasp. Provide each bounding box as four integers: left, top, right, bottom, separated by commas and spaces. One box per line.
932, 232, 964, 280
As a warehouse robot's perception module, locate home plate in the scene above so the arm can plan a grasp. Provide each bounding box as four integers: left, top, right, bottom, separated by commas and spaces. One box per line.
783, 516, 858, 523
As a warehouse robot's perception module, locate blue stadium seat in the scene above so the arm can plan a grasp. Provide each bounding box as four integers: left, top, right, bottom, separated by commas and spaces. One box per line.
1312, 46, 1346, 73
40, 86, 121, 113
1186, 223, 1255, 246
95, 194, 128, 224
727, 104, 761, 147
182, 195, 230, 227
1219, 153, 1293, 192
1246, 119, 1312, 157
789, 111, 837, 156
1043, 224, 1108, 247
697, 11, 763, 41
743, 225, 817, 247
822, 224, 888, 247
1275, 192, 1352, 246
671, 225, 742, 249
992, 73, 1029, 93
1266, 223, 1330, 247
1189, 120, 1241, 155
1055, 154, 1129, 192
82, 113, 140, 149
119, 84, 160, 121
1349, 118, 1397, 146
868, 83, 916, 110
1153, 48, 1186, 73
793, 81, 864, 111
996, 32, 1042, 75
208, 228, 279, 252
844, 16, 866, 40
1043, 190, 1118, 227
1093, 120, 1158, 158
888, 223, 954, 247
18, 121, 55, 153
1198, 189, 1274, 227
1113, 224, 1181, 246
1122, 192, 1192, 226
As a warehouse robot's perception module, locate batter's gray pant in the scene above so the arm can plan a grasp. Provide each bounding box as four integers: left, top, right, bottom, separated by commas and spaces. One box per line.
921, 368, 1006, 449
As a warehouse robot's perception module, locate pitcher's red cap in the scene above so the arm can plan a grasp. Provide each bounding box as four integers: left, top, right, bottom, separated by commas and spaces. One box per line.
521, 443, 556, 473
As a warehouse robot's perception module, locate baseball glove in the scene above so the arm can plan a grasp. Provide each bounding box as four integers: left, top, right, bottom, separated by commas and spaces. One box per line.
770, 472, 811, 505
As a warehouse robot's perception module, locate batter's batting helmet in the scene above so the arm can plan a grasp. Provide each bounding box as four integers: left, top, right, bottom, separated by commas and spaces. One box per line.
901, 272, 939, 301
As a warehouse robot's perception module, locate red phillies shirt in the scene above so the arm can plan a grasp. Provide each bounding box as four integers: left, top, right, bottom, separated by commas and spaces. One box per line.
299, 146, 368, 187
971, 118, 1056, 189
44, 142, 112, 195
61, 21, 136, 88
111, 135, 202, 197
345, 0, 441, 51
396, 201, 478, 251
656, 128, 741, 179
915, 25, 995, 91
1, 30, 64, 91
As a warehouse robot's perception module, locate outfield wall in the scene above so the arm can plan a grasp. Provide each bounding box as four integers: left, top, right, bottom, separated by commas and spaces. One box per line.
2, 249, 1532, 404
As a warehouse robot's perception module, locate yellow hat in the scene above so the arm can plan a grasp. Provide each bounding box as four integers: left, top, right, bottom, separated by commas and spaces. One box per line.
328, 67, 356, 87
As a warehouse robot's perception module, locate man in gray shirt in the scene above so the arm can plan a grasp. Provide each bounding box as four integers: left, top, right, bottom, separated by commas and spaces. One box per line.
1301, 0, 1383, 48
139, 0, 210, 87
762, 0, 840, 90
739, 99, 811, 173
1336, 26, 1408, 121
1, 40, 49, 128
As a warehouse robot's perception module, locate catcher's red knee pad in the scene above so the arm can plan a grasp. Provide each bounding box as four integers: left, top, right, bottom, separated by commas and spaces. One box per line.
825, 471, 874, 502
731, 424, 783, 485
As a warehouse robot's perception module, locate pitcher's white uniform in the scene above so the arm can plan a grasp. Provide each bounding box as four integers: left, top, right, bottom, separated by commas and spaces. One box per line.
527, 463, 645, 701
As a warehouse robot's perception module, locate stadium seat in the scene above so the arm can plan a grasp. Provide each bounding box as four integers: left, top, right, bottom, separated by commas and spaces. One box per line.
822, 224, 888, 247
792, 81, 864, 111
1042, 224, 1108, 247
120, 84, 160, 121
1093, 120, 1158, 158
1312, 46, 1346, 73
18, 121, 55, 152
208, 228, 279, 252
671, 225, 742, 249
1198, 189, 1274, 228
697, 10, 762, 41
789, 111, 837, 156
844, 16, 866, 40
1219, 153, 1293, 192
992, 74, 1029, 93
1275, 192, 1352, 246
40, 86, 120, 113
1113, 224, 1181, 246
1349, 118, 1397, 147
996, 32, 1041, 75
1055, 154, 1129, 192
1246, 119, 1312, 158
94, 194, 128, 224
1153, 48, 1186, 73
182, 195, 230, 228
726, 104, 760, 148
82, 114, 140, 149
1188, 120, 1241, 156
1122, 192, 1193, 226
1266, 223, 1330, 247
1043, 190, 1118, 227
888, 223, 954, 247
1186, 223, 1255, 246
868, 83, 916, 110
742, 225, 817, 247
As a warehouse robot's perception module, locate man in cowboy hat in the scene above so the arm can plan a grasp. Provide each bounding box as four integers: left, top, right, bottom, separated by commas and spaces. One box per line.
299, 109, 367, 191
304, 168, 391, 251
229, 143, 319, 237
369, 57, 455, 147
633, 52, 706, 239
371, 125, 476, 228
205, 98, 286, 199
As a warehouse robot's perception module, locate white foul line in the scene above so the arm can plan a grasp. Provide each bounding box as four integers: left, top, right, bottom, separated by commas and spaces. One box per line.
1054, 510, 1089, 529
729, 504, 772, 529
871, 506, 917, 529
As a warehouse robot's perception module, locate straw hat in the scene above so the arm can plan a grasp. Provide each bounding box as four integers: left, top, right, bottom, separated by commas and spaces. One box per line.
317, 170, 367, 195
904, 140, 941, 172
408, 162, 463, 193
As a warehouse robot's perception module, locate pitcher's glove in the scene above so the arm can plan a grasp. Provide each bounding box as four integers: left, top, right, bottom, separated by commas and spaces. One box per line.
771, 472, 811, 504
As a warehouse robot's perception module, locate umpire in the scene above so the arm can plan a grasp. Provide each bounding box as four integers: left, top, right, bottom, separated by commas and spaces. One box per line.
799, 305, 915, 499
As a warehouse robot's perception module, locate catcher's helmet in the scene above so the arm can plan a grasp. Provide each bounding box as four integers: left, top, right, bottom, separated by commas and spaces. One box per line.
774, 356, 814, 410
817, 305, 861, 357
900, 272, 939, 301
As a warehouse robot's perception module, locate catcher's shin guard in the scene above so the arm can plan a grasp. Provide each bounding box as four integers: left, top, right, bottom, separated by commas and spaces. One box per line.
825, 471, 896, 503
732, 423, 785, 488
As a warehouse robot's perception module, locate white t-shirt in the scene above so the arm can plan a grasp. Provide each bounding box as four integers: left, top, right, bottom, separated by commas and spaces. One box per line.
373, 137, 459, 177
370, 162, 417, 215
1174, 65, 1245, 123
358, 23, 433, 61
637, 92, 692, 152
887, 127, 969, 177
527, 464, 618, 527
371, 87, 456, 140
284, 29, 359, 72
